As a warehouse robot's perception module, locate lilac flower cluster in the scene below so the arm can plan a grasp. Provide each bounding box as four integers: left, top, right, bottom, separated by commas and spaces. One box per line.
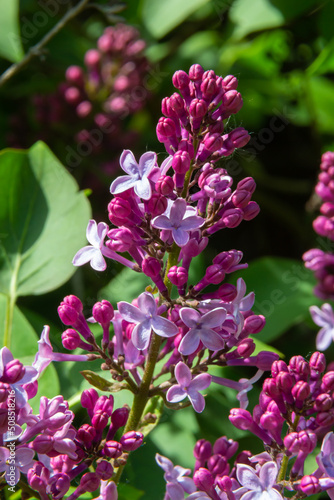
157, 351, 334, 499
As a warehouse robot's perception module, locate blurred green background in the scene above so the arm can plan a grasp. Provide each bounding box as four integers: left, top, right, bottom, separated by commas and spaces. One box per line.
1, 0, 334, 498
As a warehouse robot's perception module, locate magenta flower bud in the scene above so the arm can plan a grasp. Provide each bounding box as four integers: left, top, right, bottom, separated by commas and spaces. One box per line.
244, 314, 266, 334
237, 177, 256, 193
155, 175, 174, 196
142, 257, 161, 278
80, 472, 100, 492
103, 440, 123, 458
28, 462, 50, 492
263, 378, 280, 399
108, 196, 132, 221
204, 264, 225, 284
48, 473, 70, 499
201, 78, 217, 99
0, 383, 9, 403
300, 475, 320, 495
229, 408, 253, 430
107, 228, 136, 253
255, 351, 279, 371
77, 424, 96, 446
111, 407, 129, 429
156, 117, 177, 140
24, 380, 38, 399
93, 300, 114, 326
189, 64, 204, 81
2, 359, 25, 383
291, 381, 310, 403
271, 360, 288, 377
64, 295, 83, 313
223, 208, 244, 228
94, 395, 114, 416
276, 371, 294, 393
194, 439, 212, 461
243, 201, 260, 220
62, 329, 81, 350
230, 127, 250, 148
189, 98, 208, 119
320, 202, 334, 217
204, 133, 224, 152
260, 411, 284, 445
217, 283, 237, 301
146, 193, 168, 216
81, 388, 99, 411
97, 33, 113, 52
314, 393, 332, 412
58, 303, 79, 326
310, 351, 326, 372
65, 65, 84, 85
232, 189, 252, 209
237, 339, 255, 358
64, 86, 81, 105
76, 101, 92, 118
290, 356, 311, 379
172, 70, 190, 90
95, 460, 113, 480
193, 467, 214, 492
222, 75, 238, 90
322, 371, 334, 391
32, 434, 53, 454
168, 266, 188, 286
284, 431, 317, 454
84, 49, 100, 67
170, 92, 187, 116
222, 90, 243, 112
217, 475, 233, 492
120, 431, 143, 451
172, 150, 191, 174
316, 411, 334, 427
213, 436, 238, 459
207, 454, 227, 475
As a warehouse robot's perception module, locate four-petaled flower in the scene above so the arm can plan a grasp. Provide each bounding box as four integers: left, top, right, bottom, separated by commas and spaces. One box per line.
110, 149, 157, 200
179, 307, 226, 355
155, 452, 196, 498
117, 292, 179, 350
166, 362, 212, 413
72, 220, 109, 271
152, 198, 204, 246
310, 303, 334, 351
0, 446, 35, 485
236, 462, 283, 500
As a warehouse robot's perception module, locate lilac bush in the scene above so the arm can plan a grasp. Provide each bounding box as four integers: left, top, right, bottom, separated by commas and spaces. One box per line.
1, 64, 333, 499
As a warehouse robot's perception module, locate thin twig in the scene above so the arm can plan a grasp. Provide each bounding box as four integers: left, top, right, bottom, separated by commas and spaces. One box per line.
0, 0, 91, 88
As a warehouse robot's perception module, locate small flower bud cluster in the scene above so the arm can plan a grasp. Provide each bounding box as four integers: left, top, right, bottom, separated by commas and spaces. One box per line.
303, 151, 334, 300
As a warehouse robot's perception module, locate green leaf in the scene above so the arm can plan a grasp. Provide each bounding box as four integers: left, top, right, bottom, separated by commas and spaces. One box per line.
80, 370, 130, 393
0, 0, 24, 62
0, 141, 91, 297
139, 396, 164, 437
141, 0, 210, 39
100, 266, 151, 303
229, 0, 284, 40
231, 257, 322, 343
118, 483, 144, 500
308, 76, 334, 134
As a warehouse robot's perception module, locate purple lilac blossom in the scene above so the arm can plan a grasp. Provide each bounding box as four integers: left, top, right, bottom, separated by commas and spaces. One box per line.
110, 150, 157, 200
72, 220, 109, 271
310, 303, 334, 350
155, 453, 196, 495
117, 292, 179, 350
0, 446, 35, 484
236, 462, 283, 500
166, 362, 212, 413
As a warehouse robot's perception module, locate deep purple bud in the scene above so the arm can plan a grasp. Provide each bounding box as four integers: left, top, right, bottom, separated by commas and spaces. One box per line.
157, 117, 177, 139
0, 383, 9, 403
193, 467, 214, 491
168, 266, 188, 286
147, 193, 168, 216
2, 359, 25, 383
111, 407, 129, 429
222, 91, 243, 112
237, 177, 256, 194
321, 371, 334, 391
142, 257, 161, 278
271, 360, 288, 377
103, 440, 123, 458
284, 431, 317, 454
27, 462, 50, 492
77, 424, 96, 446
314, 393, 332, 412
217, 475, 233, 492
108, 197, 132, 222
95, 460, 113, 480
243, 201, 260, 220
189, 99, 207, 119
207, 454, 227, 475
310, 352, 326, 372
300, 475, 320, 495
120, 431, 143, 451
155, 175, 174, 196
244, 314, 265, 334
48, 473, 70, 499
189, 64, 204, 81
63, 294, 83, 312
93, 300, 114, 326
237, 339, 255, 358
201, 78, 217, 99
58, 303, 79, 326
204, 264, 225, 284
94, 395, 114, 416
172, 150, 191, 174
232, 189, 252, 209
194, 439, 212, 461
204, 133, 224, 152
222, 75, 238, 90
316, 411, 334, 427
172, 70, 190, 90
213, 436, 238, 459
170, 92, 186, 116
291, 381, 310, 402
276, 371, 294, 393
289, 356, 311, 379
62, 329, 81, 350
229, 408, 253, 430
32, 435, 53, 454
80, 472, 100, 492
217, 283, 237, 301
81, 388, 99, 411
254, 351, 279, 371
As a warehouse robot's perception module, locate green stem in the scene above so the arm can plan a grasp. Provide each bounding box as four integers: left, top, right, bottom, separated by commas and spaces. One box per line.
278, 414, 301, 483
0, 0, 91, 88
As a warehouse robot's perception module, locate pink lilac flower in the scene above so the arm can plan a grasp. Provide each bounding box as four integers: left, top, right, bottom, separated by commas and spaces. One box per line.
310, 303, 334, 350
0, 446, 35, 485
236, 461, 283, 499
72, 220, 109, 271
152, 198, 204, 246
110, 150, 157, 200
117, 292, 179, 350
166, 362, 212, 413
178, 307, 226, 355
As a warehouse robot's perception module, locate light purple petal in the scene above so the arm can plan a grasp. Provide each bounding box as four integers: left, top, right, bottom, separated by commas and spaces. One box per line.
132, 321, 152, 350
237, 464, 261, 491
17, 366, 38, 385
172, 227, 189, 246
236, 278, 246, 300
110, 174, 137, 195
180, 215, 204, 230
178, 476, 196, 494
151, 215, 173, 230
179, 308, 201, 328
178, 330, 200, 356
134, 177, 152, 200
72, 246, 98, 267
138, 292, 157, 316
166, 483, 185, 500
187, 390, 206, 413
151, 316, 179, 338
170, 198, 187, 224
138, 151, 157, 177
15, 447, 35, 467
174, 362, 192, 387
90, 250, 107, 271
316, 327, 334, 351
310, 304, 334, 327
166, 385, 187, 403
189, 373, 212, 392
118, 302, 146, 324
240, 292, 255, 311
120, 149, 139, 176
199, 328, 225, 351
200, 308, 226, 328
259, 462, 277, 490
0, 348, 14, 377
86, 220, 108, 247
155, 453, 174, 473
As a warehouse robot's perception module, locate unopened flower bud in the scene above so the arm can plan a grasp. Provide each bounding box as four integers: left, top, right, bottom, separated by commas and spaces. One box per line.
93, 300, 114, 326
120, 431, 143, 451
